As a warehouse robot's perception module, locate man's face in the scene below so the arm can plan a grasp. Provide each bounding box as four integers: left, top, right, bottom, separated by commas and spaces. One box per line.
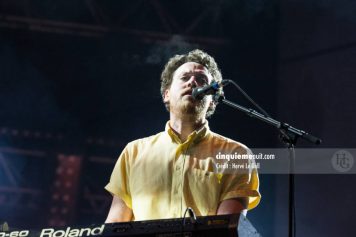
163, 62, 214, 117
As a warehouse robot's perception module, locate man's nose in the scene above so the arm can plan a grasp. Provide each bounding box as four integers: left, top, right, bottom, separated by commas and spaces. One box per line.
187, 76, 198, 88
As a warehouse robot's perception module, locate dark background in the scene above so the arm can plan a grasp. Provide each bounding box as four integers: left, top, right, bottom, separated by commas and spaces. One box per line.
0, 0, 355, 236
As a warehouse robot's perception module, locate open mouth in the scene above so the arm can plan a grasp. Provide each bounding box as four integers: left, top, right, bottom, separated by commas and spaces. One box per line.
182, 89, 193, 97
182, 93, 194, 100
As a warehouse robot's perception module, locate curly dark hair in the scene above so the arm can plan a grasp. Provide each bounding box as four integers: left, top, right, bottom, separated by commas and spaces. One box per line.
160, 49, 223, 118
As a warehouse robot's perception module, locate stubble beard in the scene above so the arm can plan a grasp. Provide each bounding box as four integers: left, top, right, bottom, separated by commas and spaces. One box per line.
175, 96, 209, 118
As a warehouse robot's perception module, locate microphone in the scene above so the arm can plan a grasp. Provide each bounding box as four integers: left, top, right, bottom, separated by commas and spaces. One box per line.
192, 80, 230, 100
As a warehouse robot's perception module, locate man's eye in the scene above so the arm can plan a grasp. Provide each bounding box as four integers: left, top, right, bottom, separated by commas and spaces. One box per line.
180, 75, 208, 85
196, 76, 208, 85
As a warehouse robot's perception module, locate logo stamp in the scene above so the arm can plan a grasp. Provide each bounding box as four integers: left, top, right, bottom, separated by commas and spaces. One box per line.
331, 150, 354, 172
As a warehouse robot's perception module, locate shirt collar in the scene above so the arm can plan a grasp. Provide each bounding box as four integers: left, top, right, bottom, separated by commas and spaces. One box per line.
165, 121, 210, 145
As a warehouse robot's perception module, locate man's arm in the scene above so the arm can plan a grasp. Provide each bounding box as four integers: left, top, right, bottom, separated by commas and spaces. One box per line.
105, 195, 133, 223
217, 197, 248, 216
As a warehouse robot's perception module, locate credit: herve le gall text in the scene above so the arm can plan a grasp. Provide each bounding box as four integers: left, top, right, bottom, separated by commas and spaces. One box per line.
215, 162, 260, 170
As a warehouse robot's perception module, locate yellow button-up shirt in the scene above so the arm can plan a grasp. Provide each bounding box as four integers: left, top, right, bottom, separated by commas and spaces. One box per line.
105, 122, 260, 221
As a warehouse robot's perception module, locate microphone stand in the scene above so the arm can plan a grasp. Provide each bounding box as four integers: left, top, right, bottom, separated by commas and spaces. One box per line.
214, 94, 321, 237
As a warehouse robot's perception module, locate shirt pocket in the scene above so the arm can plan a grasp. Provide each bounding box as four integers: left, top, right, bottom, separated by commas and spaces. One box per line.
185, 168, 221, 215
191, 168, 217, 181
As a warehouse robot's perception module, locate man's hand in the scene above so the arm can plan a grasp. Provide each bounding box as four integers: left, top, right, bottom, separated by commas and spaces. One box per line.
105, 195, 133, 223
217, 198, 248, 216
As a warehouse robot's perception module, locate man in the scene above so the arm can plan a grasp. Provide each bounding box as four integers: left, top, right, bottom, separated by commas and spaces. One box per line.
105, 49, 260, 222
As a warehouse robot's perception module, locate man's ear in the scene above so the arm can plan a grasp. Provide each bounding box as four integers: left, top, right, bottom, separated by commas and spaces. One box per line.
163, 89, 170, 103
209, 99, 215, 109
205, 99, 213, 113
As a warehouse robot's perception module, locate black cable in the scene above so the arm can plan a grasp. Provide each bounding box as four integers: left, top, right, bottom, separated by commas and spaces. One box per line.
225, 79, 271, 117
181, 207, 197, 236
182, 207, 197, 226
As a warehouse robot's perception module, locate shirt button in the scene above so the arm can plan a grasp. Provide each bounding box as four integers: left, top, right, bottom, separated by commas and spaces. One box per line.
176, 166, 181, 171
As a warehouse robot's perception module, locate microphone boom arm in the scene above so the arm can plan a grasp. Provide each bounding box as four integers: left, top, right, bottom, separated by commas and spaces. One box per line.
215, 95, 322, 145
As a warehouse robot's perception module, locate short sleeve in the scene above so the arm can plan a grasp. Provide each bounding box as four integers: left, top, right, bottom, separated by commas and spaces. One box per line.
219, 148, 261, 210
105, 144, 132, 209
